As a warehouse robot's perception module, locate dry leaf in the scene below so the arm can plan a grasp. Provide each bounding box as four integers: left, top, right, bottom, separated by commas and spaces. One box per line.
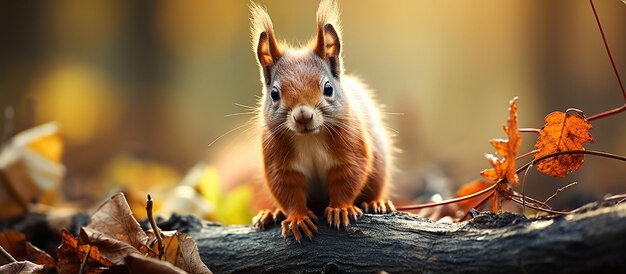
175, 233, 212, 274
125, 253, 187, 274
25, 242, 56, 270
0, 122, 65, 218
79, 227, 144, 265
0, 261, 44, 273
0, 230, 55, 269
87, 193, 148, 251
533, 111, 594, 178
0, 230, 24, 259
57, 229, 112, 273
480, 97, 521, 185
146, 231, 212, 274
147, 231, 180, 264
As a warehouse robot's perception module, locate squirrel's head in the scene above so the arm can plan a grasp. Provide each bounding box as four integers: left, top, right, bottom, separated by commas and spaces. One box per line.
251, 0, 344, 136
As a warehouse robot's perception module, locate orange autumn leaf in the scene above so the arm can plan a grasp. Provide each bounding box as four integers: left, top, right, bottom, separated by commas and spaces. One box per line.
455, 180, 496, 213
57, 229, 112, 273
533, 111, 594, 178
480, 97, 521, 186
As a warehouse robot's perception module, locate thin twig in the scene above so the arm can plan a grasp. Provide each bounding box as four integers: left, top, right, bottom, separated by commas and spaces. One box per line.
516, 149, 626, 175
396, 183, 497, 211
146, 194, 164, 259
520, 161, 534, 213
0, 245, 16, 263
544, 182, 579, 205
516, 149, 538, 161
585, 0, 626, 122
604, 193, 626, 202
519, 128, 541, 133
78, 245, 91, 274
510, 191, 552, 210
508, 197, 571, 215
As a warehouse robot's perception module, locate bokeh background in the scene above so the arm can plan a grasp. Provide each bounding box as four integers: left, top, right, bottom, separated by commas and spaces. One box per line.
1, 0, 625, 223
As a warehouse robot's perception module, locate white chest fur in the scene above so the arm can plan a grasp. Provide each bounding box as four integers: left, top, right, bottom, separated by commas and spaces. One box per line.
290, 135, 337, 181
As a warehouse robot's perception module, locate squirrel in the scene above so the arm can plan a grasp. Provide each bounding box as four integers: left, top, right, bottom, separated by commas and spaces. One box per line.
250, 0, 395, 242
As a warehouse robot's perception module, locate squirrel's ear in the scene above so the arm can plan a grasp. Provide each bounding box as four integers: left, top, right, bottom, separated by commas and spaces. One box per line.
251, 3, 282, 86
314, 0, 341, 79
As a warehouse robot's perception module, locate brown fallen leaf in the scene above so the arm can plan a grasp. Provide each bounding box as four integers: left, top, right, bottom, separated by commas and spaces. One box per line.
175, 233, 212, 274
0, 230, 56, 269
533, 111, 594, 178
125, 253, 187, 274
0, 260, 44, 273
0, 122, 65, 219
0, 230, 24, 260
147, 230, 180, 263
87, 193, 148, 251
57, 229, 112, 274
146, 230, 211, 273
79, 227, 145, 265
480, 97, 521, 186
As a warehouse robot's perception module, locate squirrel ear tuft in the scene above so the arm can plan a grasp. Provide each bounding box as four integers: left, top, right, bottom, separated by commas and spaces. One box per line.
250, 3, 282, 86
314, 0, 342, 79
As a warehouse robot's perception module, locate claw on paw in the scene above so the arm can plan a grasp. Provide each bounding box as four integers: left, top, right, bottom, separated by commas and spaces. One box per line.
280, 211, 318, 243
253, 209, 285, 230
325, 205, 363, 230
361, 200, 396, 214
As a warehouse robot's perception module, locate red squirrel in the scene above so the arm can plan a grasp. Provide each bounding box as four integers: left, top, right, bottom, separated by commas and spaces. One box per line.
250, 0, 395, 242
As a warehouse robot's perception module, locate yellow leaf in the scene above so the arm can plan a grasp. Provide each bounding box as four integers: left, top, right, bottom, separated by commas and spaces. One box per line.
196, 166, 222, 205
217, 185, 253, 225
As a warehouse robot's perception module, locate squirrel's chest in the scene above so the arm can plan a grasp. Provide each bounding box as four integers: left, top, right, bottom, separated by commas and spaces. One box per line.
289, 137, 337, 181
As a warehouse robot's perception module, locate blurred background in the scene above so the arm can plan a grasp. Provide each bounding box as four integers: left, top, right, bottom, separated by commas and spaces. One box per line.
0, 0, 625, 224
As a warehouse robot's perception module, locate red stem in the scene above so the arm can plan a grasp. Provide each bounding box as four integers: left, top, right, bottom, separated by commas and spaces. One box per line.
396, 183, 497, 211
460, 191, 495, 221
585, 0, 626, 122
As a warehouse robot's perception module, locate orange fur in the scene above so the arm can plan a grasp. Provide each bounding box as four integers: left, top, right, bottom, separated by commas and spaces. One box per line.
250, 0, 394, 242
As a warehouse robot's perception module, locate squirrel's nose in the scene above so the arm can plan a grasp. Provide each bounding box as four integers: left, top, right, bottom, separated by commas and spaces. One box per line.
294, 110, 313, 125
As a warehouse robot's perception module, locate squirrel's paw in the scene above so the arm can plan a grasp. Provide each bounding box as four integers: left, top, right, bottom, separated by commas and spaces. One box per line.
325, 205, 363, 230
280, 211, 318, 243
253, 209, 285, 230
360, 200, 396, 214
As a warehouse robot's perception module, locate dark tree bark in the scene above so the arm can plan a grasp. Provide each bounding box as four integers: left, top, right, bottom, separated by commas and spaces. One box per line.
194, 203, 626, 273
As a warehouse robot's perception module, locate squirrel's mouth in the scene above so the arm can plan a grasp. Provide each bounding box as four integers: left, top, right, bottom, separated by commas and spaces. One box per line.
293, 126, 321, 135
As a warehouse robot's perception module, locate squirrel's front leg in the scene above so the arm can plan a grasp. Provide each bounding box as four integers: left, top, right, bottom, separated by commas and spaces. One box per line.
325, 164, 366, 229
267, 169, 318, 242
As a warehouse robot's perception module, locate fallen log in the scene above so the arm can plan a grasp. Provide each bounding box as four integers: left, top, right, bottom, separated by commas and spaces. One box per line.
194, 203, 626, 273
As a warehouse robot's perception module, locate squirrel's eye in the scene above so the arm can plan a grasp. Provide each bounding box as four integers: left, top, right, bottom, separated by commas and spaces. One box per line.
270, 86, 280, 102
323, 81, 333, 97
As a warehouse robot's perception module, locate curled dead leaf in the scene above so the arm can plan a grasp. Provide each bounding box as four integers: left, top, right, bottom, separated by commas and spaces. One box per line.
0, 261, 44, 273
0, 230, 55, 269
87, 193, 148, 251
79, 227, 145, 265
125, 253, 187, 274
0, 122, 65, 219
175, 233, 212, 274
57, 229, 112, 273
